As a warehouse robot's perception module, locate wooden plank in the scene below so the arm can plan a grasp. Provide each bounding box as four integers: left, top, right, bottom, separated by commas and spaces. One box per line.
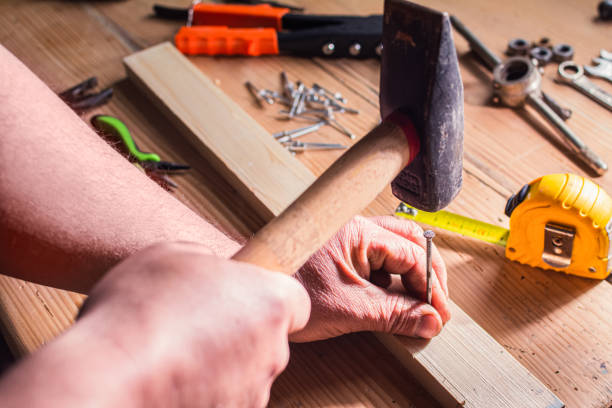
124, 43, 315, 220
124, 41, 564, 408
377, 304, 563, 408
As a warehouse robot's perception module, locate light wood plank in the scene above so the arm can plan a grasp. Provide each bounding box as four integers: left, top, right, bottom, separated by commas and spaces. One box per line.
124, 42, 564, 408
124, 43, 316, 220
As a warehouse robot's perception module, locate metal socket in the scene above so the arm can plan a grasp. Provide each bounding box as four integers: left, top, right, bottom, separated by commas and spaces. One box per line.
530, 46, 553, 66
552, 44, 574, 62
492, 57, 541, 107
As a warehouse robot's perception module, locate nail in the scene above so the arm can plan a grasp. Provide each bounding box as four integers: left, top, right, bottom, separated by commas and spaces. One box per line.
424, 230, 435, 305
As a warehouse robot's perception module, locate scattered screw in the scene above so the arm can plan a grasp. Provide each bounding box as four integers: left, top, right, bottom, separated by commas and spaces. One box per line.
288, 82, 305, 118
246, 72, 360, 151
273, 121, 325, 143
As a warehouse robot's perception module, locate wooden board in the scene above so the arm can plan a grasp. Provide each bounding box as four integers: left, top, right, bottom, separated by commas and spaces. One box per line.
124, 42, 564, 408
1, 0, 612, 407
124, 43, 315, 221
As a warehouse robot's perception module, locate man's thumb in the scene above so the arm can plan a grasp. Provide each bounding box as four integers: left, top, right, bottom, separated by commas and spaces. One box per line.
373, 291, 443, 339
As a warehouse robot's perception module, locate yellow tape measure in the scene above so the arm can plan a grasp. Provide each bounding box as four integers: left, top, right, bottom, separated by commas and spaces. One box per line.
395, 174, 612, 280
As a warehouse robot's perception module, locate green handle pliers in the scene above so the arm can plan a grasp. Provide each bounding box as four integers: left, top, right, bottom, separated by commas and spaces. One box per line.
91, 115, 190, 188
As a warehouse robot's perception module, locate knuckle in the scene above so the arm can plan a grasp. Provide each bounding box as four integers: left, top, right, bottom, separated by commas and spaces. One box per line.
352, 214, 368, 226
139, 241, 179, 259
264, 295, 288, 328
407, 243, 425, 266
410, 221, 424, 235
261, 282, 295, 327
381, 295, 419, 334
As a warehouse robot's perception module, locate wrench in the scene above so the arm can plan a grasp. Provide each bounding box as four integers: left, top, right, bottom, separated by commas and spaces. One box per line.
451, 15, 607, 175
584, 57, 612, 83
555, 61, 612, 112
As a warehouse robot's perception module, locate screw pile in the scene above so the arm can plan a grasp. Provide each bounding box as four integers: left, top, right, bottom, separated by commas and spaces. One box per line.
245, 72, 360, 152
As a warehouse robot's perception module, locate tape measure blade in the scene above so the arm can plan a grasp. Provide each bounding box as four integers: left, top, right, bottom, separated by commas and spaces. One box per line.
395, 203, 509, 247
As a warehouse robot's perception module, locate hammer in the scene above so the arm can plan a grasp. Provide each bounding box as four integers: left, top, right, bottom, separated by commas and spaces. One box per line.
233, 0, 464, 274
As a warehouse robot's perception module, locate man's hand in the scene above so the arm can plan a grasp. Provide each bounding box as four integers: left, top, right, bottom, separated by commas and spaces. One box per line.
292, 216, 450, 342
0, 242, 310, 408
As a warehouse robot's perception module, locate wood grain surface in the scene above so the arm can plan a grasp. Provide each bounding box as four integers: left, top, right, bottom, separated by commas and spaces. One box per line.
0, 0, 611, 407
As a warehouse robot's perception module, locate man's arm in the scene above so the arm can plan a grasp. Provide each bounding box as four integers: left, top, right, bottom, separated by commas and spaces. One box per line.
0, 243, 311, 408
0, 45, 240, 293
0, 45, 450, 341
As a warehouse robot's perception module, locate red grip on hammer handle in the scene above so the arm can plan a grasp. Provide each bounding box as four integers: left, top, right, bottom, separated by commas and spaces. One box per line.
175, 26, 279, 56
385, 111, 420, 164
192, 4, 289, 31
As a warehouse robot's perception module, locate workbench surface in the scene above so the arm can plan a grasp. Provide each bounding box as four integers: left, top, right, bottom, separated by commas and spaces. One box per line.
1, 1, 611, 407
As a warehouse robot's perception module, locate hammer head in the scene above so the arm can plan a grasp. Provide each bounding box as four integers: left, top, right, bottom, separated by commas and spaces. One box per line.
380, 0, 464, 212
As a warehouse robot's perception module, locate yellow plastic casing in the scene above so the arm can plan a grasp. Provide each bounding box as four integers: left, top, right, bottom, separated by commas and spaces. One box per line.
505, 174, 612, 279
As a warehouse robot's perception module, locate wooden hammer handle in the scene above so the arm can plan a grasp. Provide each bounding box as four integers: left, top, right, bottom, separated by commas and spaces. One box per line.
232, 121, 412, 274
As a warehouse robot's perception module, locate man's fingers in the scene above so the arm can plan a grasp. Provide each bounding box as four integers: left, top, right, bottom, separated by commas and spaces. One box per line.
364, 226, 426, 276
401, 271, 450, 324
369, 216, 448, 297
369, 287, 443, 338
361, 225, 450, 323
233, 260, 312, 335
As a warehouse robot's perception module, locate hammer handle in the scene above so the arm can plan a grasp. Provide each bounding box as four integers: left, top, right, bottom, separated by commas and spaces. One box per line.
232, 121, 411, 274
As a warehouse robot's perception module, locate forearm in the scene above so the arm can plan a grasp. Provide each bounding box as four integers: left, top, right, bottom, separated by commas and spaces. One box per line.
0, 311, 149, 407
0, 45, 240, 293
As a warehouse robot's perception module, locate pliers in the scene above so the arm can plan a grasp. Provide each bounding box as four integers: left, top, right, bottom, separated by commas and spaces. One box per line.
58, 77, 113, 112
91, 115, 190, 189
154, 3, 382, 58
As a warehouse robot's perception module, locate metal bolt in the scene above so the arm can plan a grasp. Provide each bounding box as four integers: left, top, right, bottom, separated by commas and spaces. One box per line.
273, 121, 325, 143
349, 43, 362, 56
375, 43, 383, 56
313, 83, 347, 104
245, 81, 265, 107
288, 82, 305, 118
325, 108, 355, 139
322, 42, 335, 56
423, 230, 435, 305
280, 71, 294, 99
